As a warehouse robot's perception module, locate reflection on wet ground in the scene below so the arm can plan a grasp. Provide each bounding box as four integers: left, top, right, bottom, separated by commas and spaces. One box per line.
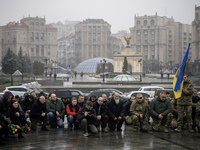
1, 122, 200, 150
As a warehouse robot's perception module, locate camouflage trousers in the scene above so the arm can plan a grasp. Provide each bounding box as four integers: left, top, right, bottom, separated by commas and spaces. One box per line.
125, 116, 133, 125
171, 114, 178, 128
132, 115, 148, 131
177, 105, 193, 130
152, 113, 172, 131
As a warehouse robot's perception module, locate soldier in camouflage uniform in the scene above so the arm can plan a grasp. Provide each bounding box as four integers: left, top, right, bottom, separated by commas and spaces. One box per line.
176, 75, 194, 133
149, 91, 172, 133
170, 98, 178, 128
130, 94, 149, 132
195, 101, 200, 133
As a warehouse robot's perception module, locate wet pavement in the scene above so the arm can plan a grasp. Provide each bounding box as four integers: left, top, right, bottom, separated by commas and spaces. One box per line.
1, 120, 200, 150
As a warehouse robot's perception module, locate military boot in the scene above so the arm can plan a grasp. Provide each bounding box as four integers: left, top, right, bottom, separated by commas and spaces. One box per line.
188, 125, 195, 133
163, 127, 169, 133
133, 126, 138, 132
188, 128, 195, 133
176, 126, 181, 133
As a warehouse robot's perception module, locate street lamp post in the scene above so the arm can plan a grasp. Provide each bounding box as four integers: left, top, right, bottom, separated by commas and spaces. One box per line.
8, 58, 14, 85
44, 57, 49, 77
138, 59, 142, 82
100, 59, 106, 82
21, 59, 25, 82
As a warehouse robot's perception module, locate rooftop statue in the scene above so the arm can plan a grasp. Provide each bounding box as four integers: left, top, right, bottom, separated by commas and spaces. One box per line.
123, 35, 132, 48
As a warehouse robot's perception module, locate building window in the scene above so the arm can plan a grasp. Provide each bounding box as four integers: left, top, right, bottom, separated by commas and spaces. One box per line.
48, 52, 50, 56
144, 20, 147, 27
31, 48, 34, 56
41, 45, 44, 57
35, 23, 39, 29
48, 45, 50, 49
36, 45, 39, 57
137, 20, 141, 27
30, 22, 34, 29
151, 20, 155, 26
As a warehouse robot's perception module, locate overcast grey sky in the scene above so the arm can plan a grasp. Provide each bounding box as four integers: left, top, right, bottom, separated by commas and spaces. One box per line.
0, 0, 200, 33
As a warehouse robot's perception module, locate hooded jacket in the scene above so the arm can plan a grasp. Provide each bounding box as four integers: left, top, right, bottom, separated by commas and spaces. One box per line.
0, 91, 13, 117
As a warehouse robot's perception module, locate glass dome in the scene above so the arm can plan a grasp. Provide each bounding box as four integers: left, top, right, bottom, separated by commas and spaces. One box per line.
112, 74, 137, 81
74, 57, 114, 73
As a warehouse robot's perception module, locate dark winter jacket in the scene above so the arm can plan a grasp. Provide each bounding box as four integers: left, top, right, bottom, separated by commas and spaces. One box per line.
77, 105, 98, 126
93, 101, 107, 118
21, 95, 35, 112
46, 99, 65, 118
0, 91, 13, 118
149, 97, 172, 118
107, 97, 124, 120
177, 80, 194, 105
78, 102, 85, 109
123, 100, 132, 116
30, 99, 47, 119
7, 104, 26, 126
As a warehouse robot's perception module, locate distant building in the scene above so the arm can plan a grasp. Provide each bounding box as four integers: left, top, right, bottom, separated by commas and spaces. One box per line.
50, 20, 79, 39
74, 19, 112, 64
0, 16, 58, 63
192, 5, 200, 73
130, 13, 192, 73
0, 28, 2, 66
57, 34, 76, 68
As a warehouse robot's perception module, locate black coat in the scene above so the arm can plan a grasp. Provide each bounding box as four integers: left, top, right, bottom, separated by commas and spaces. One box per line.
7, 105, 26, 126
0, 91, 13, 118
107, 97, 124, 120
77, 105, 98, 126
93, 101, 107, 118
21, 96, 35, 112
123, 100, 132, 116
30, 99, 47, 119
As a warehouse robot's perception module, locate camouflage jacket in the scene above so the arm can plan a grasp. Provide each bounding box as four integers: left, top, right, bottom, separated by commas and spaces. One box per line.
177, 80, 194, 105
130, 99, 148, 118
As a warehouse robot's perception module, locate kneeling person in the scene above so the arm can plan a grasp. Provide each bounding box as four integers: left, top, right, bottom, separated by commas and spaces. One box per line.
46, 93, 65, 128
66, 97, 81, 130
93, 97, 109, 132
77, 101, 98, 136
149, 92, 172, 133
30, 96, 49, 131
130, 94, 149, 132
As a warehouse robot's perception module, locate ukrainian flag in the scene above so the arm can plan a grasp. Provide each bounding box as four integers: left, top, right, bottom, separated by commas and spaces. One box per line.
173, 43, 190, 99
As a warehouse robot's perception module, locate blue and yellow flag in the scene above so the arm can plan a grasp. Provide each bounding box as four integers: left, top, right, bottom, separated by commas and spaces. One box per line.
173, 43, 190, 99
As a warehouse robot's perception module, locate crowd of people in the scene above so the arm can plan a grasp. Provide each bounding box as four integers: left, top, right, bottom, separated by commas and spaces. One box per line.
0, 75, 200, 145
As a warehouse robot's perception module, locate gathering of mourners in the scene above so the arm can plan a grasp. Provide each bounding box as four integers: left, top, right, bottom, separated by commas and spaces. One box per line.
0, 75, 200, 145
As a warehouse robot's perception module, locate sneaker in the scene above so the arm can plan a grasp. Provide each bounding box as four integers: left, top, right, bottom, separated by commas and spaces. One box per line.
102, 128, 108, 133
83, 132, 89, 137
163, 127, 169, 133
41, 126, 49, 131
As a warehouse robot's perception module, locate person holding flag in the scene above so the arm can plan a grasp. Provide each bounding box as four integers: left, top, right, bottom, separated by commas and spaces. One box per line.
173, 43, 194, 133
